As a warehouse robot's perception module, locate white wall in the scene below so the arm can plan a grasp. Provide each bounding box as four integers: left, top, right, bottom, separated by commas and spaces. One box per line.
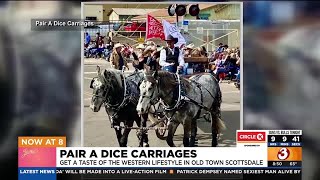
83, 5, 103, 21
109, 11, 119, 22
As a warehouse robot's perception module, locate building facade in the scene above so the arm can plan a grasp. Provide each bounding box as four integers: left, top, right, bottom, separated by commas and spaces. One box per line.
184, 4, 241, 20
83, 4, 168, 22
184, 4, 241, 48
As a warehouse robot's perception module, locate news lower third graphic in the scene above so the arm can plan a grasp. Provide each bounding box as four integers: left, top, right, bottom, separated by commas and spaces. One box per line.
18, 137, 66, 180
18, 131, 302, 180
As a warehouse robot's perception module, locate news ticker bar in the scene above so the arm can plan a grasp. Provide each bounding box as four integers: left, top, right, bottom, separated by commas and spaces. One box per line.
19, 168, 302, 180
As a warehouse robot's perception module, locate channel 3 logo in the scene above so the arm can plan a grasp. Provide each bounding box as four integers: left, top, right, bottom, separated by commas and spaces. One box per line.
268, 147, 301, 161
277, 147, 290, 160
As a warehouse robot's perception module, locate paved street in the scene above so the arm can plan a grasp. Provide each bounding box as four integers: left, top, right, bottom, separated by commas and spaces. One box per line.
83, 58, 240, 147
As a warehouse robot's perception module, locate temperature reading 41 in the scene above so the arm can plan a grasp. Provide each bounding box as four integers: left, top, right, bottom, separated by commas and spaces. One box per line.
292, 136, 300, 142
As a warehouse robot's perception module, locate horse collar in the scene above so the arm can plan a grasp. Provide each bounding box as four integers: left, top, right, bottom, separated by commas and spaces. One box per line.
163, 73, 182, 111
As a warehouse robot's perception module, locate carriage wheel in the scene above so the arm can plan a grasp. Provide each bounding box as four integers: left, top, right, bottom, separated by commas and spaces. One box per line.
155, 121, 167, 140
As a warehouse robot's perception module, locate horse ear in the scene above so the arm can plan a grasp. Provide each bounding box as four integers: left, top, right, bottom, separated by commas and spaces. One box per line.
152, 70, 158, 78
96, 66, 105, 82
90, 78, 94, 89
96, 66, 101, 75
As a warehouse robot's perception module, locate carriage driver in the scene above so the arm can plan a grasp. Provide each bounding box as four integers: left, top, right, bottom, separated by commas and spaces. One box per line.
159, 35, 185, 73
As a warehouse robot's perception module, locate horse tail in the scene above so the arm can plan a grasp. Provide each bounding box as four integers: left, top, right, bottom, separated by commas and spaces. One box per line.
212, 80, 226, 134
217, 117, 226, 133
210, 84, 225, 147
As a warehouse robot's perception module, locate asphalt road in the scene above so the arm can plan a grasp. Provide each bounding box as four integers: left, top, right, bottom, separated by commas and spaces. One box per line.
83, 58, 240, 147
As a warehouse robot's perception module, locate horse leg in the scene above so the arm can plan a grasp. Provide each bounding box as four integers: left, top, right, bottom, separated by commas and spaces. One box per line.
190, 118, 198, 147
120, 121, 133, 147
166, 121, 179, 147
141, 113, 149, 147
183, 121, 191, 147
211, 119, 218, 147
211, 112, 223, 147
113, 122, 123, 146
190, 109, 201, 147
134, 116, 143, 147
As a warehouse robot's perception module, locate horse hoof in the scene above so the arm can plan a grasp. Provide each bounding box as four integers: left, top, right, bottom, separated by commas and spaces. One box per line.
143, 143, 149, 147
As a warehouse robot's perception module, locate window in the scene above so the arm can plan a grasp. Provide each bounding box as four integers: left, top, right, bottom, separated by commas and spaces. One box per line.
86, 17, 97, 21
119, 15, 131, 21
199, 13, 210, 20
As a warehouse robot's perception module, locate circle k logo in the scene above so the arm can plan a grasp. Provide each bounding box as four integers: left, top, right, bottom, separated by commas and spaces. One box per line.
237, 131, 266, 142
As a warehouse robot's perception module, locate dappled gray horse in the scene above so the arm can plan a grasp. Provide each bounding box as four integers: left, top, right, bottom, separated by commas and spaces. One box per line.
137, 71, 225, 147
90, 66, 149, 147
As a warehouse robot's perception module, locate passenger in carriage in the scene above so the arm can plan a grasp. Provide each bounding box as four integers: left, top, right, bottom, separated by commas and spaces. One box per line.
183, 43, 194, 57
191, 46, 207, 72
132, 44, 146, 70
146, 46, 162, 71
133, 44, 162, 71
159, 35, 185, 74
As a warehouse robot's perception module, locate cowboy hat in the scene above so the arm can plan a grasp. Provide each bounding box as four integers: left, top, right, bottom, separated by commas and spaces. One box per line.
145, 41, 155, 46
185, 43, 195, 49
114, 43, 124, 49
136, 44, 146, 49
144, 45, 155, 51
165, 35, 178, 44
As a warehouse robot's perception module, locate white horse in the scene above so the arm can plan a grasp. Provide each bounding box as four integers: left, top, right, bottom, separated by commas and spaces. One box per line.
137, 70, 226, 147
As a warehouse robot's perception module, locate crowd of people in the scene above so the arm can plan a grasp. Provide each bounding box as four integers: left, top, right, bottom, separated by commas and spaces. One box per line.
84, 32, 114, 60
209, 43, 240, 87
84, 32, 240, 87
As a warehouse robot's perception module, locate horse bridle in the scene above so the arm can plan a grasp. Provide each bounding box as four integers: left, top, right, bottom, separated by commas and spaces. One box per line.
92, 68, 127, 109
140, 78, 161, 112
93, 80, 114, 107
141, 71, 181, 111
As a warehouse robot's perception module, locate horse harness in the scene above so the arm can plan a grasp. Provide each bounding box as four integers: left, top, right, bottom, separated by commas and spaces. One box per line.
160, 73, 217, 122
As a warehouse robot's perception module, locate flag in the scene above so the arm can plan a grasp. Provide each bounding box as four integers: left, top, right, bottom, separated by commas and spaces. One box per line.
162, 19, 186, 48
146, 14, 165, 40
